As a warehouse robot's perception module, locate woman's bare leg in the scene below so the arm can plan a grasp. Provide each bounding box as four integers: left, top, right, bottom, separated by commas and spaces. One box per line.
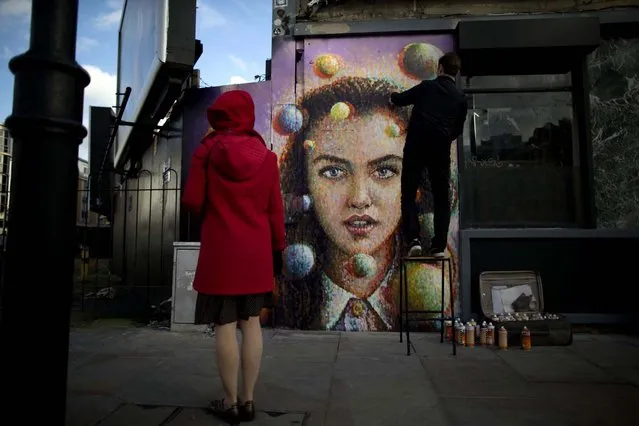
239, 315, 263, 401
214, 321, 239, 404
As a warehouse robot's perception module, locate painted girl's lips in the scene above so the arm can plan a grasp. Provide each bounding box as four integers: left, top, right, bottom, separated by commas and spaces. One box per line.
344, 215, 378, 237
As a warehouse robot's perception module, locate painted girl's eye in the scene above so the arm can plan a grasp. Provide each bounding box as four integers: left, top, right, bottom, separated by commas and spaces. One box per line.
373, 166, 398, 180
319, 166, 347, 180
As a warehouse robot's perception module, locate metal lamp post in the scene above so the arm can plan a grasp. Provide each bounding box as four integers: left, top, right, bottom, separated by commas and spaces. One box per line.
0, 0, 90, 422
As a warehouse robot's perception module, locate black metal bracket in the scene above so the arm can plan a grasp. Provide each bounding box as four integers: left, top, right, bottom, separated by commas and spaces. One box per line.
96, 86, 131, 188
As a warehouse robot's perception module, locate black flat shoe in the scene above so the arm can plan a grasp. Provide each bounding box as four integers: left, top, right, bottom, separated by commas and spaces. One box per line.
208, 399, 240, 424
239, 400, 256, 422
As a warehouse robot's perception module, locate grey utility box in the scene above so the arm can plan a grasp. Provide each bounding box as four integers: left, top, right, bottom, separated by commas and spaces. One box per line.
171, 242, 202, 331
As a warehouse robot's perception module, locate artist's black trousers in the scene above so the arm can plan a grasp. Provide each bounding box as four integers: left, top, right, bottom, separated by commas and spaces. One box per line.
400, 132, 452, 249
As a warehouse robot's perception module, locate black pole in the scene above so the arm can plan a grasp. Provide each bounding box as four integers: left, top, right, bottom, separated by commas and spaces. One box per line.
0, 0, 89, 423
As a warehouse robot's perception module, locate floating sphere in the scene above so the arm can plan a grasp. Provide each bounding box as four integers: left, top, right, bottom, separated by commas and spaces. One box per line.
399, 43, 443, 81
313, 54, 341, 78
385, 122, 401, 138
419, 213, 435, 238
351, 253, 377, 278
275, 104, 303, 135
406, 263, 451, 318
330, 102, 351, 121
303, 139, 316, 154
300, 194, 312, 212
290, 195, 312, 214
283, 244, 315, 280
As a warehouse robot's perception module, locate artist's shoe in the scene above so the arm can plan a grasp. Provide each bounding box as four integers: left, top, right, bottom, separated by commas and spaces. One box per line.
407, 239, 423, 257
239, 400, 256, 422
426, 246, 445, 258
208, 399, 239, 423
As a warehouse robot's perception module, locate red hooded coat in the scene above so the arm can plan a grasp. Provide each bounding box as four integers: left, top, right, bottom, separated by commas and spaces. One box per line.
182, 90, 286, 296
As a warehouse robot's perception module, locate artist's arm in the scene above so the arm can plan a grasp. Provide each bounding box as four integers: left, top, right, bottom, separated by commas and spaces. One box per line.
390, 82, 425, 107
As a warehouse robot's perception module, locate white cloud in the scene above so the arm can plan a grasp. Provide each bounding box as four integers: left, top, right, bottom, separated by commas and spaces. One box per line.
77, 37, 98, 53
229, 54, 248, 72
197, 0, 226, 29
2, 46, 11, 60
0, 0, 30, 17
83, 65, 117, 110
93, 1, 122, 30
79, 65, 118, 161
229, 76, 248, 85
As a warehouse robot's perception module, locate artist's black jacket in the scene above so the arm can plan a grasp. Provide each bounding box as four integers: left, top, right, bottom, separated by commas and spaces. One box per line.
391, 76, 467, 144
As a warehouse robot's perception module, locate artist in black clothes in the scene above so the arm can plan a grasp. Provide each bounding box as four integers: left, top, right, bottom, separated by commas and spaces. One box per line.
390, 52, 467, 258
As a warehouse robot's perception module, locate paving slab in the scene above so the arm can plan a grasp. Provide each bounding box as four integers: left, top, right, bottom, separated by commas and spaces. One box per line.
325, 355, 448, 426
65, 327, 639, 426
422, 357, 536, 399
411, 334, 494, 360
496, 346, 619, 383
440, 396, 573, 426
96, 404, 176, 426
117, 372, 222, 407
65, 395, 122, 426
167, 407, 308, 425
255, 358, 334, 413
265, 332, 339, 362
67, 355, 164, 395
532, 383, 639, 426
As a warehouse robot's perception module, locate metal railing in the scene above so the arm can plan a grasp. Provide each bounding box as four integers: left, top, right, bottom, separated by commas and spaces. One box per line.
0, 168, 182, 322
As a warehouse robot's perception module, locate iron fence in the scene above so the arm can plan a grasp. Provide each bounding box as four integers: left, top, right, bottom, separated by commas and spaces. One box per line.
0, 168, 182, 323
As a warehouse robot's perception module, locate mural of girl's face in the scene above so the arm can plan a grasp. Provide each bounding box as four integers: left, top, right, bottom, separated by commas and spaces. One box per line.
306, 111, 404, 255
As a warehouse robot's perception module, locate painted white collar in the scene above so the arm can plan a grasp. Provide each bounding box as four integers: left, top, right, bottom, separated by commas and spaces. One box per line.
320, 263, 395, 331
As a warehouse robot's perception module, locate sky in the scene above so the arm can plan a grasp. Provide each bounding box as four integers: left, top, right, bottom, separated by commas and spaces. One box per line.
0, 0, 273, 160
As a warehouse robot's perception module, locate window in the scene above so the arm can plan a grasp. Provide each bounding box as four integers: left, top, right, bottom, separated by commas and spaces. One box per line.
460, 74, 582, 227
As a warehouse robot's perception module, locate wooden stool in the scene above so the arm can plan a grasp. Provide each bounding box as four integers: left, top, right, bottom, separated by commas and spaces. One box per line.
399, 256, 456, 356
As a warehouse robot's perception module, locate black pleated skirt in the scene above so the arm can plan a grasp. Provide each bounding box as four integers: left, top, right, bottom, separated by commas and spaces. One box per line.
194, 292, 274, 326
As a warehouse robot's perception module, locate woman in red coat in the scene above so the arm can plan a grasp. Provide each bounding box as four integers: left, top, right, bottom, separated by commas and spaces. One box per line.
182, 90, 286, 423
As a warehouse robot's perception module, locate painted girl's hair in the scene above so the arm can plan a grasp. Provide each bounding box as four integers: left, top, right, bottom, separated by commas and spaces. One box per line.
280, 76, 410, 195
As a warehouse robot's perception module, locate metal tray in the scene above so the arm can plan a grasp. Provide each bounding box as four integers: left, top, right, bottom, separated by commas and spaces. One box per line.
479, 270, 544, 316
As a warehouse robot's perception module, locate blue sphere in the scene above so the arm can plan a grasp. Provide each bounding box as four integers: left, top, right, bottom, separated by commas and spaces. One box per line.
277, 105, 303, 134
284, 244, 315, 280
301, 195, 312, 212
434, 318, 443, 331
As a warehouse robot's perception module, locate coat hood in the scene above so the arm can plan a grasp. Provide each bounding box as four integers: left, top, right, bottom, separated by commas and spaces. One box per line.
205, 90, 268, 182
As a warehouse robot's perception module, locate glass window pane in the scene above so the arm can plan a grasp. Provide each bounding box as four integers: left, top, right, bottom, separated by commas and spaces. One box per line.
464, 74, 572, 91
461, 91, 579, 227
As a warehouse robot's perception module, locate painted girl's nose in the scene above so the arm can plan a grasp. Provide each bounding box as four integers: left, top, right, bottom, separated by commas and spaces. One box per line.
349, 176, 372, 209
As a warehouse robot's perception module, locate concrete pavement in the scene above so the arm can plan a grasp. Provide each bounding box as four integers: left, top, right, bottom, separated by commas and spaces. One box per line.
66, 324, 639, 425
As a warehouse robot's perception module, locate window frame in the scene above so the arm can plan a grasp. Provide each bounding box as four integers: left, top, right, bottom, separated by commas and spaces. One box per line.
456, 68, 594, 229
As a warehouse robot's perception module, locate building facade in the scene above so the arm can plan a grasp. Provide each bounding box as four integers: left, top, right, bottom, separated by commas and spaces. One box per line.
108, 0, 639, 329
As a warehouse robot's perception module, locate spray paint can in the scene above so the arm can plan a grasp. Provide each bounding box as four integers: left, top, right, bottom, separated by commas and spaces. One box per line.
480, 323, 488, 346
444, 320, 453, 340
498, 326, 508, 350
457, 324, 466, 346
466, 322, 475, 347
521, 326, 532, 351
475, 321, 481, 339
486, 322, 495, 346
